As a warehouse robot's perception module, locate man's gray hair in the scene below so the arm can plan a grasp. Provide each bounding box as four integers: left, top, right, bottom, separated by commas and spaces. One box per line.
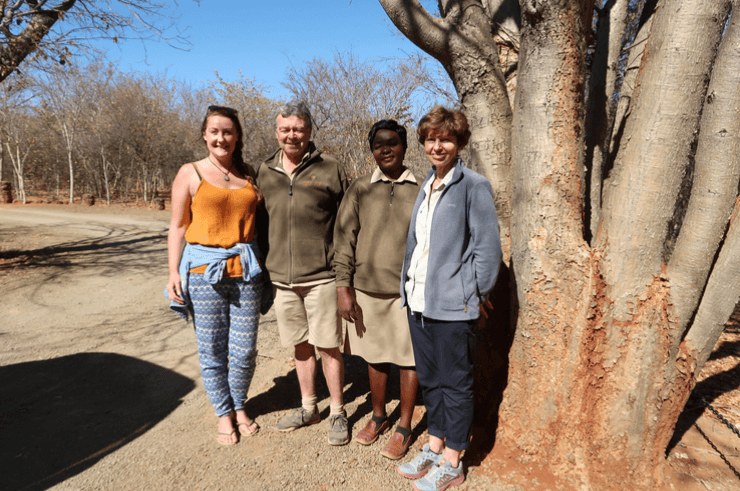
277, 100, 313, 131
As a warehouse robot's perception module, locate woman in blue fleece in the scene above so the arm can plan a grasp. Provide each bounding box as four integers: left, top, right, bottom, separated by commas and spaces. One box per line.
397, 106, 502, 491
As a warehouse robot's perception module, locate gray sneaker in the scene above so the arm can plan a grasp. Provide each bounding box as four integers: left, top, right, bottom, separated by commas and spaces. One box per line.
276, 407, 320, 432
327, 413, 349, 446
412, 460, 464, 491
397, 443, 444, 479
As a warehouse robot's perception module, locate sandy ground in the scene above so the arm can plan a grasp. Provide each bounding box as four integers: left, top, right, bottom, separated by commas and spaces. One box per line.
1, 202, 739, 491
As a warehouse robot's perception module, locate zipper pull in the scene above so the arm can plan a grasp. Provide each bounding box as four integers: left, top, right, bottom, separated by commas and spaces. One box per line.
289, 181, 293, 196
464, 302, 468, 313
390, 182, 394, 205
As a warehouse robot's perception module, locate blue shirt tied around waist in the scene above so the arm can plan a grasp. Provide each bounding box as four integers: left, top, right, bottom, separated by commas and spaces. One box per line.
164, 240, 272, 320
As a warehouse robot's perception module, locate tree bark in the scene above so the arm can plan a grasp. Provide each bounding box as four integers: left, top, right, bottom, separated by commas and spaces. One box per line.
499, 0, 733, 489
667, 4, 740, 341
5, 141, 27, 203
496, 0, 595, 476
664, 0, 740, 432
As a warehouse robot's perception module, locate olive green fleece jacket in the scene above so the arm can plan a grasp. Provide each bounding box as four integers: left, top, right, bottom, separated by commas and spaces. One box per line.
256, 143, 349, 284
333, 167, 421, 294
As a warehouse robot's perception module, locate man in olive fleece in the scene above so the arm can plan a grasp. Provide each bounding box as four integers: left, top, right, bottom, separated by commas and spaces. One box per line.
255, 100, 350, 446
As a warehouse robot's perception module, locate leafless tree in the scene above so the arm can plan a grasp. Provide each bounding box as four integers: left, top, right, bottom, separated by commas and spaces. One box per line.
36, 62, 96, 203
205, 72, 281, 171
283, 51, 434, 178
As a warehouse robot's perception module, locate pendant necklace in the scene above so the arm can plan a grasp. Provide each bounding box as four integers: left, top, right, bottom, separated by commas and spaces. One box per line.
208, 155, 234, 181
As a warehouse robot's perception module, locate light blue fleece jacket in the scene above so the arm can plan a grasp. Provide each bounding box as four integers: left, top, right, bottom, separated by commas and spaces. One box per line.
400, 160, 502, 321
165, 241, 263, 320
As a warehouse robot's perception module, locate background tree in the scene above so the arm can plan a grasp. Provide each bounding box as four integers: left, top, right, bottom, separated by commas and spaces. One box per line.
380, 0, 740, 489
0, 70, 35, 194
36, 62, 96, 203
106, 71, 194, 203
2, 58, 200, 204
205, 72, 281, 170
0, 0, 190, 83
1, 102, 34, 203
283, 51, 433, 178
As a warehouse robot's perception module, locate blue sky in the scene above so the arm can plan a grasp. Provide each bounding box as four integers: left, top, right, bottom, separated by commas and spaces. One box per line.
100, 0, 430, 100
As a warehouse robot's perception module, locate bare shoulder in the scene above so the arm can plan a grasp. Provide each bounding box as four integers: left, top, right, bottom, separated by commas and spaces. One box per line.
175, 162, 198, 179
172, 161, 204, 199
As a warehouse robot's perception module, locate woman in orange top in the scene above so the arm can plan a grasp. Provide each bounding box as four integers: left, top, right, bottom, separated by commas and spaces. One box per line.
166, 106, 265, 445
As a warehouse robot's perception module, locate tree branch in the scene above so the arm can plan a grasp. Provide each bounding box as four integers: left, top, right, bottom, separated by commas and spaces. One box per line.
684, 196, 740, 371
599, 0, 730, 308
668, 5, 740, 343
378, 0, 452, 64
0, 0, 76, 82
584, 0, 629, 242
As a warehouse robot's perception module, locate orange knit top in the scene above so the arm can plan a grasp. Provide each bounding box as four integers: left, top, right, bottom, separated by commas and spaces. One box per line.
184, 164, 259, 277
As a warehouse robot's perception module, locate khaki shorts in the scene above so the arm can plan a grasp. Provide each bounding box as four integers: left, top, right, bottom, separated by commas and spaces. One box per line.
273, 280, 342, 349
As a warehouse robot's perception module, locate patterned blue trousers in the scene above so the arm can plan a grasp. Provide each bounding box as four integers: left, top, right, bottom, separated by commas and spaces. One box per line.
189, 273, 263, 417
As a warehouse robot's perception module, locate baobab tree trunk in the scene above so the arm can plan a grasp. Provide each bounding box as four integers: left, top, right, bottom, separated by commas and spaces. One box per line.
496, 0, 599, 482
496, 0, 734, 489
382, 0, 740, 489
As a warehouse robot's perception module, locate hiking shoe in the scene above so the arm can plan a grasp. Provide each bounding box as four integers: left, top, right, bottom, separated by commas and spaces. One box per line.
276, 408, 320, 432
412, 461, 464, 491
327, 413, 349, 446
398, 443, 444, 479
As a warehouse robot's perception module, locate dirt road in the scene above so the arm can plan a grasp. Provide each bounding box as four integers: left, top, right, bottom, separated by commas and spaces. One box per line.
1, 204, 739, 491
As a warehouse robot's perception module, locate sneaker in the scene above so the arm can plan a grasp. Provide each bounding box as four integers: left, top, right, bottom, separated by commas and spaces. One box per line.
397, 443, 444, 479
276, 407, 320, 432
327, 413, 349, 446
412, 461, 464, 491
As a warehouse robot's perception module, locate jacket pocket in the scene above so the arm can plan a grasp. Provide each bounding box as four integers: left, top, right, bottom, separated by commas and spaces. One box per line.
294, 239, 329, 277
434, 262, 466, 311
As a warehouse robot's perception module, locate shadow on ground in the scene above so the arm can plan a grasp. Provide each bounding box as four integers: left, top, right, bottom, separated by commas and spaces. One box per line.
246, 352, 376, 420
0, 353, 194, 491
668, 328, 740, 456
0, 227, 167, 275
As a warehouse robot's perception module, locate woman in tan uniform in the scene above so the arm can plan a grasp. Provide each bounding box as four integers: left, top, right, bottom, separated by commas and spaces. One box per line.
333, 119, 420, 459
166, 106, 265, 445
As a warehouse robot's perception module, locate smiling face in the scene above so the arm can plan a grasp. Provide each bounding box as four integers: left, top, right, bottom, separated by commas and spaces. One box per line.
276, 114, 311, 159
202, 115, 237, 161
423, 130, 460, 175
372, 129, 405, 180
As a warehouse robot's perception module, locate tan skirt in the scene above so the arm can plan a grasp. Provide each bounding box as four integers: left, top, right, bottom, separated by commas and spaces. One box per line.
345, 290, 415, 366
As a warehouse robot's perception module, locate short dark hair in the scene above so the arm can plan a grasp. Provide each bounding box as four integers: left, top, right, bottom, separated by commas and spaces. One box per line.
417, 106, 471, 148
368, 119, 407, 150
277, 100, 313, 131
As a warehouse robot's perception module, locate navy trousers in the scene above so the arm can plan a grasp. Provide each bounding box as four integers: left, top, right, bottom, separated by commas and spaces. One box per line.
407, 310, 476, 451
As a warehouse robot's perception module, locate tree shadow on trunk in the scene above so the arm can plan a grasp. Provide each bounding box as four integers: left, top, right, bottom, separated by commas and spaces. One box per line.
467, 263, 516, 464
